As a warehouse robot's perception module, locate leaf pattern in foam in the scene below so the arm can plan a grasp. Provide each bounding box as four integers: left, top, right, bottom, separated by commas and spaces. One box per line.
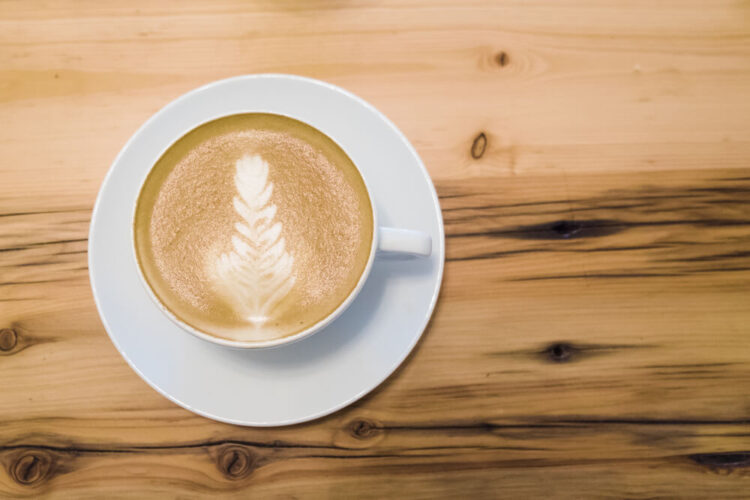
214, 154, 296, 325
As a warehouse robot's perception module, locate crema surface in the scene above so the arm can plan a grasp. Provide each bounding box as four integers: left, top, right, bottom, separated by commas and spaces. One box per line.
134, 113, 373, 342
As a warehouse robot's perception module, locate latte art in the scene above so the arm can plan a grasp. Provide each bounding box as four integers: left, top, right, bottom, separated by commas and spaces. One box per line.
133, 113, 373, 342
213, 155, 296, 326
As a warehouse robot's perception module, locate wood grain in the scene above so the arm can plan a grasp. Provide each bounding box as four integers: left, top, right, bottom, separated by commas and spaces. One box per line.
1, 0, 749, 497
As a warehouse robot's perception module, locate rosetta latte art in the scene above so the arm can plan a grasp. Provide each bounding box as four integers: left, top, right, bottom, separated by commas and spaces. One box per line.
213, 154, 296, 325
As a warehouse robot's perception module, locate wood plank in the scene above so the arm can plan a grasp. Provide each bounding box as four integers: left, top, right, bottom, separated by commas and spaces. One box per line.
1, 0, 749, 497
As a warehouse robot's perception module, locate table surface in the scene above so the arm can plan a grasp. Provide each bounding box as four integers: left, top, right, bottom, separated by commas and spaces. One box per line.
1, 1, 749, 498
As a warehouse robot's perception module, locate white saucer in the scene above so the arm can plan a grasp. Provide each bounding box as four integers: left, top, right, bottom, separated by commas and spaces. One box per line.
89, 75, 445, 426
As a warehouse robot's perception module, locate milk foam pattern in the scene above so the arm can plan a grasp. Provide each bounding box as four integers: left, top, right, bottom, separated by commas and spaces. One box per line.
214, 154, 295, 325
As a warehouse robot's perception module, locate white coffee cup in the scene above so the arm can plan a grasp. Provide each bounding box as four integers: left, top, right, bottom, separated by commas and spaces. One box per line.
132, 76, 432, 349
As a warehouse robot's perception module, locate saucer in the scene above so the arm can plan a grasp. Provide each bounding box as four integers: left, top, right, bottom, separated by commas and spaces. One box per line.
89, 75, 445, 426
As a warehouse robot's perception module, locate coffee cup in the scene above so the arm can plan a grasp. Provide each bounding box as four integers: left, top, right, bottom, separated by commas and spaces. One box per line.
132, 103, 431, 349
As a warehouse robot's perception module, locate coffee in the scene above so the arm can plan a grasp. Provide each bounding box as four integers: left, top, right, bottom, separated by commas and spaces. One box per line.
134, 113, 373, 342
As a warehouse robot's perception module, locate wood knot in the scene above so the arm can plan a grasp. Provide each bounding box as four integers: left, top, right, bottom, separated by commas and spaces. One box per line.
349, 418, 382, 440
550, 220, 582, 239
508, 219, 622, 241
0, 325, 55, 356
495, 51, 510, 67
690, 452, 750, 470
545, 343, 576, 363
217, 445, 256, 480
10, 451, 53, 486
0, 328, 18, 351
471, 132, 487, 159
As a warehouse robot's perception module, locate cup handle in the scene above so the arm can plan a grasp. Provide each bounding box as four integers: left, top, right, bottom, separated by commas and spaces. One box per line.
377, 227, 432, 257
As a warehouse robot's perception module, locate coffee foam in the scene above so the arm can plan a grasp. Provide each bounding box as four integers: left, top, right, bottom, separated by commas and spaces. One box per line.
213, 154, 296, 326
133, 113, 373, 342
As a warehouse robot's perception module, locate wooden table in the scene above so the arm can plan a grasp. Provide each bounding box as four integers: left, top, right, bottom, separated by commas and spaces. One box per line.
2, 1, 749, 497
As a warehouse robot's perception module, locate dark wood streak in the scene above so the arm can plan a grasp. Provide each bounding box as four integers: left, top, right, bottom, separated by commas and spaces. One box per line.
644, 362, 738, 369
553, 418, 750, 426
544, 343, 576, 363
447, 248, 550, 262
688, 186, 750, 195
55, 249, 87, 256
0, 279, 68, 287
447, 244, 669, 262
539, 220, 619, 239
61, 219, 91, 225
511, 272, 682, 282
14, 443, 722, 485
0, 255, 85, 268
435, 192, 477, 199
470, 132, 487, 159
576, 244, 667, 253
439, 192, 710, 214
691, 266, 750, 273
440, 186, 750, 272
436, 190, 712, 206
5, 419, 746, 454
491, 343, 652, 362
0, 238, 88, 253
0, 438, 545, 474
440, 176, 749, 224
447, 219, 750, 240
689, 452, 750, 470
12, 261, 63, 268
0, 208, 88, 218
300, 452, 427, 460
512, 267, 750, 282
484, 202, 658, 219
660, 250, 750, 263
0, 439, 336, 455
388, 418, 750, 432
0, 419, 746, 484
447, 219, 621, 239
441, 200, 572, 212
650, 369, 736, 377
437, 187, 703, 204
0, 440, 499, 458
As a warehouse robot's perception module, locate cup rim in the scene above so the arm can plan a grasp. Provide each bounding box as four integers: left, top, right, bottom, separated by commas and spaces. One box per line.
130, 84, 380, 349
